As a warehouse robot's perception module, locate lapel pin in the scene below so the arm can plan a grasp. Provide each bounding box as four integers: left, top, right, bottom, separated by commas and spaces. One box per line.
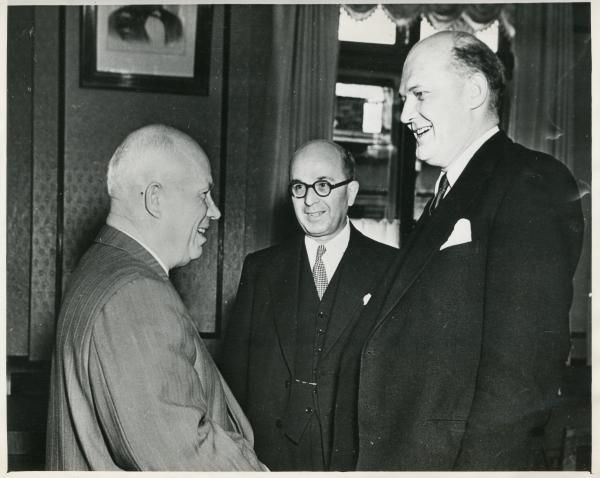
363, 293, 372, 305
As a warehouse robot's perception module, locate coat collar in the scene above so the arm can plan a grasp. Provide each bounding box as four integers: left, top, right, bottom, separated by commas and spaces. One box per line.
375, 131, 510, 326
95, 225, 169, 281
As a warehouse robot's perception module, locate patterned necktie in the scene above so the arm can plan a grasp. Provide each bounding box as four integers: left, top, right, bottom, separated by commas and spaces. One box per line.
429, 173, 450, 215
312, 245, 328, 300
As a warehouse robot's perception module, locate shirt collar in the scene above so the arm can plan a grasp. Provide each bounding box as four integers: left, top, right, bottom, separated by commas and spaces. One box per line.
436, 126, 499, 193
112, 227, 170, 275
305, 218, 351, 263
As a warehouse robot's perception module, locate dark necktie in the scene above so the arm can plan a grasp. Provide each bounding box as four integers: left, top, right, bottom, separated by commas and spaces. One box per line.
312, 245, 328, 300
429, 173, 450, 214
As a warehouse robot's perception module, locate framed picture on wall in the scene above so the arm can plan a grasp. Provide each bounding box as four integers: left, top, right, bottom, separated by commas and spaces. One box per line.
81, 5, 213, 95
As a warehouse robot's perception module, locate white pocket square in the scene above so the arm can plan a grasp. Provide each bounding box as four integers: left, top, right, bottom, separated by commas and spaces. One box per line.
363, 293, 372, 305
440, 218, 471, 250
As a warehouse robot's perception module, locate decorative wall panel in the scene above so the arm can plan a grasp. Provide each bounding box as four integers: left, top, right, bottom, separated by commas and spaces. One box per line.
29, 7, 60, 361
6, 7, 34, 356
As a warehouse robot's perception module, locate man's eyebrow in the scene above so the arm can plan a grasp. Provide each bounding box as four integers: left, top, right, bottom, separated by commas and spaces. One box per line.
290, 176, 333, 182
399, 84, 421, 100
199, 183, 213, 195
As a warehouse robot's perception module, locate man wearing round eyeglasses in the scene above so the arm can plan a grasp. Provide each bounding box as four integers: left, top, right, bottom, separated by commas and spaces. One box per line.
222, 140, 396, 471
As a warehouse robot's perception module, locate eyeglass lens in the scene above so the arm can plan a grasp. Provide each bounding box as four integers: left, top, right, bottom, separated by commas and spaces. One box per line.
291, 181, 331, 198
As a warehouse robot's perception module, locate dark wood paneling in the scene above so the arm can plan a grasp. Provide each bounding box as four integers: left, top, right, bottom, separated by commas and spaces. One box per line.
7, 6, 34, 356
216, 5, 273, 363
29, 6, 61, 360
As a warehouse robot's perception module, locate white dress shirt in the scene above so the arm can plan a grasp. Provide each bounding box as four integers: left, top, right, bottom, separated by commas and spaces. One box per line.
305, 219, 351, 281
435, 126, 500, 197
114, 227, 169, 275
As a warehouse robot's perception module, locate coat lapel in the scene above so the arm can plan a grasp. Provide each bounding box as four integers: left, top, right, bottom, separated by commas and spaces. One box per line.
375, 132, 509, 326
318, 227, 383, 364
268, 236, 303, 373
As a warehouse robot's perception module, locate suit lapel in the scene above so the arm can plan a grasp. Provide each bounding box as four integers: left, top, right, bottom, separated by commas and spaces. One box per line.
318, 227, 382, 364
375, 132, 508, 326
268, 236, 303, 373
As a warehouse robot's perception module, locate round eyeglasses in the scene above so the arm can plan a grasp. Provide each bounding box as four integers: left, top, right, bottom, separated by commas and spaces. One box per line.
288, 178, 353, 199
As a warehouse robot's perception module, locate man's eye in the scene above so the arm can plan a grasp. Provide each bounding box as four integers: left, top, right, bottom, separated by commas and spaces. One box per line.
415, 91, 426, 99
315, 181, 330, 192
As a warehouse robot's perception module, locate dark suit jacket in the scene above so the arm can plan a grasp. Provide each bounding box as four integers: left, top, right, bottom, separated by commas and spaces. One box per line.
46, 226, 264, 471
330, 131, 584, 471
221, 225, 396, 469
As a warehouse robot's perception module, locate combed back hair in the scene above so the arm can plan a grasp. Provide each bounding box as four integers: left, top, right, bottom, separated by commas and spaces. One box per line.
290, 140, 355, 180
106, 124, 184, 198
448, 31, 506, 114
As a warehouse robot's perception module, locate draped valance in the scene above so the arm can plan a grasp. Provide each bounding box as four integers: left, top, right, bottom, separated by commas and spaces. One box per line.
342, 4, 515, 37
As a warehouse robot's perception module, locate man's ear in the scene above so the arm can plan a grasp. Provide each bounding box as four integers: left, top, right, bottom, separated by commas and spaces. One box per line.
467, 73, 489, 111
347, 180, 360, 207
144, 182, 162, 219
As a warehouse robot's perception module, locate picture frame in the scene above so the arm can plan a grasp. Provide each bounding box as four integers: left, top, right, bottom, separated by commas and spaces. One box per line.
81, 5, 213, 95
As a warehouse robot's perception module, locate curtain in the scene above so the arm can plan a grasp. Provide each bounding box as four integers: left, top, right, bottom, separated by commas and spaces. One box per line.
507, 3, 574, 169
254, 5, 340, 249
342, 4, 514, 37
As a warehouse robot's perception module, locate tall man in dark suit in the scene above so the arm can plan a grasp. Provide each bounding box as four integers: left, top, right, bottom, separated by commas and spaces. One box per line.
330, 31, 584, 471
222, 140, 397, 471
46, 125, 265, 471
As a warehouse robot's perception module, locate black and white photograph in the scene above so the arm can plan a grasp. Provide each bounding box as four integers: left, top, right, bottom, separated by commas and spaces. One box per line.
81, 4, 213, 94
4, 2, 593, 473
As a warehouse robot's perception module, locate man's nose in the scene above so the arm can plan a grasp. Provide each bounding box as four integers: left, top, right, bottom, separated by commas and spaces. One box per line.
400, 97, 415, 125
304, 187, 320, 206
209, 203, 221, 220
207, 193, 221, 220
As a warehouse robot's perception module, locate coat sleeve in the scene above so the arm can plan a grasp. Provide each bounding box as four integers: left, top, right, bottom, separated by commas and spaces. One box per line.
453, 160, 584, 470
87, 277, 266, 471
220, 254, 260, 410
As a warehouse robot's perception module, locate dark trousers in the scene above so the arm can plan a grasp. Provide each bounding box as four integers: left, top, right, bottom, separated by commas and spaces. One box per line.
278, 414, 325, 471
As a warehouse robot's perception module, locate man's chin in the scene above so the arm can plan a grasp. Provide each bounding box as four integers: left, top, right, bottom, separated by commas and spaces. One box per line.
302, 222, 326, 235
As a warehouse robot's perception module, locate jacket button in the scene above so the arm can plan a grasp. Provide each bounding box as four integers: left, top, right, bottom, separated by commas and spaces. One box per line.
305, 407, 313, 414
318, 312, 325, 318
276, 419, 282, 428
285, 380, 290, 388
313, 386, 318, 394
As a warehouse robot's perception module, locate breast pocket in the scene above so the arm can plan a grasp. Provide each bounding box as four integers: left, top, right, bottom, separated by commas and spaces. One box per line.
438, 239, 480, 258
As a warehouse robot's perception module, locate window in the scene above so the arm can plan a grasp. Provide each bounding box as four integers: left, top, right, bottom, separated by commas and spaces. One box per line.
334, 80, 397, 221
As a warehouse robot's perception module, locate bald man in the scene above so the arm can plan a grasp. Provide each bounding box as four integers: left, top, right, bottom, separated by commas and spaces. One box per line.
46, 125, 265, 471
330, 31, 584, 471
221, 140, 396, 470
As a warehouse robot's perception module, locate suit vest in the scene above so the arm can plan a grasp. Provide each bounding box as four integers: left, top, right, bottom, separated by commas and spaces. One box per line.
282, 247, 341, 447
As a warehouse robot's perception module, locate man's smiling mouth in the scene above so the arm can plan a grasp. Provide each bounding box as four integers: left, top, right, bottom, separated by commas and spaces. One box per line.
306, 211, 325, 218
411, 125, 432, 138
